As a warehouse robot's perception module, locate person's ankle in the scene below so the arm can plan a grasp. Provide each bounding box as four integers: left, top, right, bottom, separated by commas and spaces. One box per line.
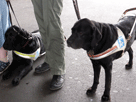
0, 57, 8, 62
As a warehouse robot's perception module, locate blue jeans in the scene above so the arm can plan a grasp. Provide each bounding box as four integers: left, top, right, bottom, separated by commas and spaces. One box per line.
0, 0, 11, 48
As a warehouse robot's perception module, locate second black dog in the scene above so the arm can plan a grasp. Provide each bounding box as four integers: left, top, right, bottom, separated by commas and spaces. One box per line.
3, 25, 45, 86
67, 13, 136, 101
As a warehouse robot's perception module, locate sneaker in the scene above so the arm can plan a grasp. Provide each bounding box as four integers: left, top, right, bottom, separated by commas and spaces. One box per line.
35, 62, 50, 73
50, 75, 65, 90
0, 61, 10, 74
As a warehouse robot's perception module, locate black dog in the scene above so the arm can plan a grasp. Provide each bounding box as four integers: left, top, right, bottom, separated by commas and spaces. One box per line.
3, 25, 45, 86
67, 12, 136, 101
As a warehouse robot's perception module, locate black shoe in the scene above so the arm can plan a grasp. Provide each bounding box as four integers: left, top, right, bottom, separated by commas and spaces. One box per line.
50, 75, 65, 90
35, 62, 50, 73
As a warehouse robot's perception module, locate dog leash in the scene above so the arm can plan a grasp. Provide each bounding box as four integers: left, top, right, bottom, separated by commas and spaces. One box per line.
6, 1, 21, 28
72, 0, 81, 20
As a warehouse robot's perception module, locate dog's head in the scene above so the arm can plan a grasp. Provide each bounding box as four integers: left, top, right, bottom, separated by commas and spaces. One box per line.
67, 18, 102, 51
3, 25, 32, 51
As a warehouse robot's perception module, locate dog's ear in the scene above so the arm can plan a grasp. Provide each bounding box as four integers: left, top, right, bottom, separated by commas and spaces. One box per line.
90, 27, 102, 49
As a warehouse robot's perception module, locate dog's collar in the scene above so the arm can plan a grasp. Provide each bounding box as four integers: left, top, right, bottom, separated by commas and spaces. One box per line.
13, 39, 43, 60
88, 27, 127, 60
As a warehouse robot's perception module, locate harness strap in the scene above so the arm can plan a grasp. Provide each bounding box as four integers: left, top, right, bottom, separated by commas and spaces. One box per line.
119, 7, 136, 40
14, 48, 41, 61
127, 16, 136, 40
88, 46, 117, 60
14, 39, 41, 60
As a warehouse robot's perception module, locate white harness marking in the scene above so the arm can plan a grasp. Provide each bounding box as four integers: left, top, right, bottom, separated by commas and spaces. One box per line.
14, 47, 41, 61
14, 39, 45, 60
88, 27, 127, 60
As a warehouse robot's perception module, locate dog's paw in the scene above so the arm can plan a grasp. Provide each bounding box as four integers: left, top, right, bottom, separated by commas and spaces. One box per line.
101, 95, 110, 102
12, 77, 20, 86
2, 72, 12, 80
86, 87, 96, 95
125, 64, 132, 69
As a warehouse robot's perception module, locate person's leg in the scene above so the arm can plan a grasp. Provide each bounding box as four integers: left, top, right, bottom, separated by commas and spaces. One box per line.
32, 0, 66, 90
32, 0, 65, 90
0, 47, 8, 62
0, 0, 10, 74
42, 0, 66, 90
32, 0, 66, 75
31, 0, 47, 47
42, 0, 66, 75
31, 0, 50, 73
0, 47, 10, 74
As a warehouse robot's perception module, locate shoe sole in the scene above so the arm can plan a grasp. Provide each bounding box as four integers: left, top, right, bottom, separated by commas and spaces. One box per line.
50, 83, 64, 91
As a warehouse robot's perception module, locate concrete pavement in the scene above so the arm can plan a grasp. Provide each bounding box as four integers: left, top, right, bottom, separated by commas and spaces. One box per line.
0, 0, 136, 102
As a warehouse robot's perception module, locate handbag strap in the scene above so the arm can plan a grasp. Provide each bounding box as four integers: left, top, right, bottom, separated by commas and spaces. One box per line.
7, 1, 21, 27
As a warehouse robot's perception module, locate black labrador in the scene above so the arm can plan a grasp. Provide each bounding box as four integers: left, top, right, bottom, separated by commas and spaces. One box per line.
2, 25, 45, 86
67, 13, 136, 101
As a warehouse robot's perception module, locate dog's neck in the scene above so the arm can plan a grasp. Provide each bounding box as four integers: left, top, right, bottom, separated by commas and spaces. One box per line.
17, 36, 40, 54
89, 24, 118, 55
87, 26, 127, 60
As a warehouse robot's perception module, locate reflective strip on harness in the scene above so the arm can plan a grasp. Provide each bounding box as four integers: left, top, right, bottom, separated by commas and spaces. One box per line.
88, 46, 118, 60
88, 27, 127, 60
14, 47, 41, 60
